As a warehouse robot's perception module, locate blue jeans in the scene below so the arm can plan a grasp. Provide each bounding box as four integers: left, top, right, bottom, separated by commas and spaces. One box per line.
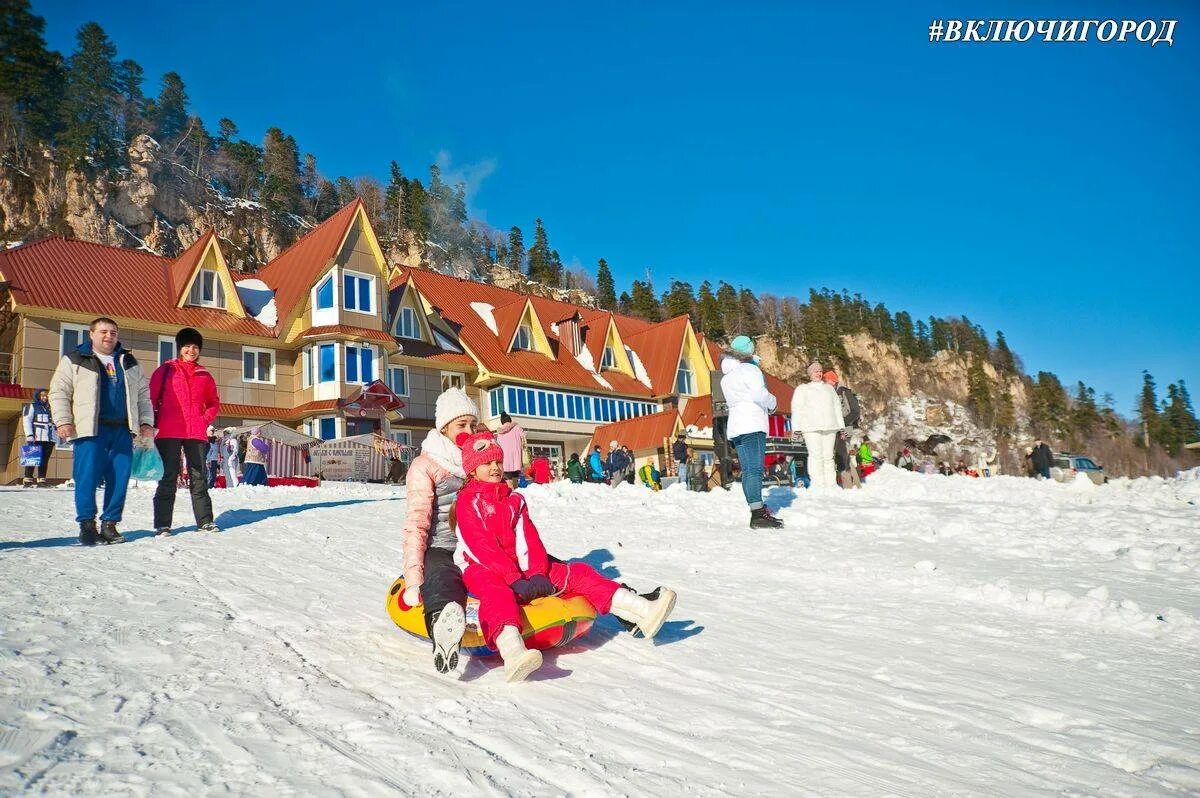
729, 431, 766, 510
73, 424, 134, 522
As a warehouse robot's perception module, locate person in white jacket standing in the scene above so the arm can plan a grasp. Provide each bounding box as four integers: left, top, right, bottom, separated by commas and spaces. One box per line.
720, 336, 783, 529
790, 361, 845, 489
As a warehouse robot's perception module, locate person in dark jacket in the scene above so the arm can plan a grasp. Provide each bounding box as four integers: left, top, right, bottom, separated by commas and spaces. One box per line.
566, 452, 584, 484
1030, 440, 1054, 479
606, 440, 631, 488
671, 432, 689, 490
21, 388, 56, 486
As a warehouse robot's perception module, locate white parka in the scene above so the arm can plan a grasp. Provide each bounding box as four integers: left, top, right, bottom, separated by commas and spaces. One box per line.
790, 380, 844, 433
719, 353, 777, 439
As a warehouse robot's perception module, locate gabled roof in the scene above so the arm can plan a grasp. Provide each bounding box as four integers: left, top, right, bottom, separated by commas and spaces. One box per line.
398, 268, 658, 397
622, 315, 693, 393
587, 410, 682, 453
299, 325, 396, 346
255, 200, 362, 327
0, 237, 274, 336
168, 230, 214, 302
680, 395, 714, 430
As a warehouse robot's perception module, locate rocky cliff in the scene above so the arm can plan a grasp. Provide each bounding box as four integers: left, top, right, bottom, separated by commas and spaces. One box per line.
0, 135, 308, 268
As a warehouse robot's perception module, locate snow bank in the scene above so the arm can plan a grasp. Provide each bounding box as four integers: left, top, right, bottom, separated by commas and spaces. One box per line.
469, 301, 497, 334
234, 278, 277, 327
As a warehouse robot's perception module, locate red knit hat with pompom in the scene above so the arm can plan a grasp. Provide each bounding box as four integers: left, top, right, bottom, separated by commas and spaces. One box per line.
457, 430, 503, 477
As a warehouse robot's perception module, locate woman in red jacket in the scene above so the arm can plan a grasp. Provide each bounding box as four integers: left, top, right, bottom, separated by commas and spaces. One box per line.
149, 328, 221, 536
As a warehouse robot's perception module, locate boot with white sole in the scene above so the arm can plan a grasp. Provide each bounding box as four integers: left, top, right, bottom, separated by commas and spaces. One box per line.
610, 587, 677, 639
495, 625, 542, 683
429, 602, 465, 675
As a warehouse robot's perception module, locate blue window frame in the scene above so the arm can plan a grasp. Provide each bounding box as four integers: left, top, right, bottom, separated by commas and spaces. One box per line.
316, 275, 334, 310
555, 394, 565, 418
319, 417, 336, 440
537, 392, 547, 416
516, 390, 528, 415
343, 272, 374, 313
318, 343, 336, 383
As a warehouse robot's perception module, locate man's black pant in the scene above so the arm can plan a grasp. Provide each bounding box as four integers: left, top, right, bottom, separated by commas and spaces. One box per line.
154, 438, 214, 529
421, 547, 468, 635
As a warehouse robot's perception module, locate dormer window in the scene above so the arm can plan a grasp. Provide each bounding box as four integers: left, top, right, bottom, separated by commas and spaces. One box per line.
315, 275, 334, 310
188, 269, 226, 309
676, 359, 695, 395
514, 324, 533, 351
601, 345, 615, 369
342, 270, 375, 315
397, 306, 419, 339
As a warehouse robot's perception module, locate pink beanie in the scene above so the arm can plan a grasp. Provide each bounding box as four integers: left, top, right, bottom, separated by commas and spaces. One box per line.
457, 431, 503, 476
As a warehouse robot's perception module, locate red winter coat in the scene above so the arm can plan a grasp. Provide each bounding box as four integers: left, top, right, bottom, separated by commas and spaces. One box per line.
149, 358, 220, 440
527, 457, 552, 484
453, 480, 550, 585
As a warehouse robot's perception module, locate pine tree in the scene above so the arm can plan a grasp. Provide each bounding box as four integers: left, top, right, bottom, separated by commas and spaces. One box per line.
1071, 382, 1100, 444
894, 311, 918, 358
527, 218, 552, 283
216, 117, 237, 144
313, 178, 339, 219
506, 226, 525, 272
662, 280, 697, 324
1161, 381, 1199, 456
261, 127, 302, 212
59, 22, 119, 167
1030, 371, 1070, 439
383, 161, 406, 244
594, 259, 616, 310
334, 175, 357, 206
991, 330, 1016, 372
967, 357, 994, 425
111, 59, 145, 143
716, 282, 739, 337
0, 0, 64, 148
451, 183, 467, 225
152, 71, 188, 142
1137, 371, 1160, 448
914, 320, 933, 359
617, 291, 632, 315
629, 279, 661, 321
697, 281, 722, 339
738, 288, 762, 336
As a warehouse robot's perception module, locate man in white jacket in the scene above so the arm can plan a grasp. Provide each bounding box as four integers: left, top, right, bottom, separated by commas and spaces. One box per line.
790, 362, 845, 490
719, 336, 783, 529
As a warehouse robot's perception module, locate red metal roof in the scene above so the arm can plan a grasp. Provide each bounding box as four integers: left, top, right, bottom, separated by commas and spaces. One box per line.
219, 400, 340, 421
587, 409, 682, 453
254, 200, 361, 326
299, 325, 396, 346
399, 268, 685, 398
0, 384, 33, 400
167, 230, 214, 304
0, 237, 275, 337
680, 395, 714, 429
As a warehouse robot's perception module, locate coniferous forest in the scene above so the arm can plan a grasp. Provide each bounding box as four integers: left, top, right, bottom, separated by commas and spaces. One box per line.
0, 3, 1196, 472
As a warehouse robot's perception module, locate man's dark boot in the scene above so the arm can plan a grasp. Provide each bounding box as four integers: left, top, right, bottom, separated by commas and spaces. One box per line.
98, 521, 126, 545
750, 507, 784, 529
79, 520, 99, 546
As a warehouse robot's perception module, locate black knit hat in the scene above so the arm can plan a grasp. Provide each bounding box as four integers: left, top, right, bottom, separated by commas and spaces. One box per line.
176, 327, 203, 352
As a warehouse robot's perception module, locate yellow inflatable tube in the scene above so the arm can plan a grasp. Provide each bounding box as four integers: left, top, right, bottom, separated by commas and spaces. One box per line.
386, 577, 598, 656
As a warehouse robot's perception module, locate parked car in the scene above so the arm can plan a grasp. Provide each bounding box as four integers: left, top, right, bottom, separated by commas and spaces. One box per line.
1050, 453, 1107, 485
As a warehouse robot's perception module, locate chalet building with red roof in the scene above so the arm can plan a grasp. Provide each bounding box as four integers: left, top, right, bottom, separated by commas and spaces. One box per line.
0, 200, 790, 483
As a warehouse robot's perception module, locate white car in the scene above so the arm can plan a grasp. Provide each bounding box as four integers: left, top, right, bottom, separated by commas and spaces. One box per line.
1050, 453, 1107, 485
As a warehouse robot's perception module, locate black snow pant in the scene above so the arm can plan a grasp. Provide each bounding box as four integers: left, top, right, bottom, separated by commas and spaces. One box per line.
154, 438, 215, 529
833, 435, 850, 473
421, 547, 468, 637
713, 416, 733, 487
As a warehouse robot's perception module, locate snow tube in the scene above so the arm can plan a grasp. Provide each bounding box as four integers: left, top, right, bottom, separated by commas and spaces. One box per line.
385, 577, 597, 657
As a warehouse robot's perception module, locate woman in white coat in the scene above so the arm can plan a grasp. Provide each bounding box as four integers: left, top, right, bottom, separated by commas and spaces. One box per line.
220, 429, 241, 487
790, 362, 845, 489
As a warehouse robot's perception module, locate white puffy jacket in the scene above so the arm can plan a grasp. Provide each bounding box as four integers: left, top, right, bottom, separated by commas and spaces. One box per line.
720, 354, 776, 439
790, 381, 844, 433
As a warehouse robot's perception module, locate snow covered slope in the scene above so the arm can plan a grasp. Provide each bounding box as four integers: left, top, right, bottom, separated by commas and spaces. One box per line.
1, 472, 1198, 794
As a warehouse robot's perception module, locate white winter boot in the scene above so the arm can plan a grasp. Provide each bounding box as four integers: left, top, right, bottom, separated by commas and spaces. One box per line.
495, 625, 542, 683
610, 587, 677, 639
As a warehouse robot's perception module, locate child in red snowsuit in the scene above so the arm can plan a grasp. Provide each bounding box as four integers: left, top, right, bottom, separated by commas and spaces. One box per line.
453, 431, 677, 682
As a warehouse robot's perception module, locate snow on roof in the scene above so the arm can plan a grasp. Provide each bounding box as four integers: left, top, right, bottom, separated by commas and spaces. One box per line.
575, 343, 597, 373
625, 345, 653, 388
235, 278, 278, 327
470, 301, 498, 335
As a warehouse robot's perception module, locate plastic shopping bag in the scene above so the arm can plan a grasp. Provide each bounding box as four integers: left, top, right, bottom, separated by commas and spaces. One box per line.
19, 443, 42, 467
132, 442, 165, 481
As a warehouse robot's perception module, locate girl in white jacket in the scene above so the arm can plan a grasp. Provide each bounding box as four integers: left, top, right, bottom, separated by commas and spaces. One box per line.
790, 362, 845, 489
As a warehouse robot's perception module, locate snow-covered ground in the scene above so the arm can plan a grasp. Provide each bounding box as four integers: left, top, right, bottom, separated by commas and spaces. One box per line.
1, 469, 1198, 795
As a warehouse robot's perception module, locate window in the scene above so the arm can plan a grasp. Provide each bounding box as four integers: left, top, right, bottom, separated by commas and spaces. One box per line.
318, 417, 337, 440
441, 372, 464, 392
345, 344, 375, 385
317, 343, 336, 383
514, 324, 532, 351
157, 336, 177, 365
242, 347, 275, 384
60, 323, 88, 356
302, 347, 313, 388
188, 269, 226, 309
600, 345, 615, 369
676, 359, 695, 395
397, 306, 419, 339
342, 271, 375, 314
387, 365, 408, 396
432, 328, 462, 352
488, 389, 504, 417
315, 275, 335, 310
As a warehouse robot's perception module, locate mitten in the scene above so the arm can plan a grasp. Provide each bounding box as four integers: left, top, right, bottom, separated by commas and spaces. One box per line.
401, 585, 421, 609
510, 574, 555, 603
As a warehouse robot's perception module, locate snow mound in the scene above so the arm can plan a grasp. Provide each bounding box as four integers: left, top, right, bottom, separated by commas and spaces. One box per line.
235, 279, 277, 327
469, 302, 497, 334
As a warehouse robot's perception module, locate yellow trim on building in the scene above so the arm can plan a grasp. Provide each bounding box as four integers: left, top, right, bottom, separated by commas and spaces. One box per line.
175, 236, 248, 318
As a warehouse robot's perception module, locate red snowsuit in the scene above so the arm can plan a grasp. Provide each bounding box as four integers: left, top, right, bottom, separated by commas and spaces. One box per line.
526, 457, 552, 484
454, 479, 620, 649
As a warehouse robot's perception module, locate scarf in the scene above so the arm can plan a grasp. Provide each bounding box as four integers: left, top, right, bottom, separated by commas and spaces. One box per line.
420, 428, 465, 478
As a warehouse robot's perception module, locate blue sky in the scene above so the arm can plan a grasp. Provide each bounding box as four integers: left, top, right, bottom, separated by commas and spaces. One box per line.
38, 1, 1198, 415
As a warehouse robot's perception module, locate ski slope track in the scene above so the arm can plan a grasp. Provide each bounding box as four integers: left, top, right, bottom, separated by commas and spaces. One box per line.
1, 468, 1198, 795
